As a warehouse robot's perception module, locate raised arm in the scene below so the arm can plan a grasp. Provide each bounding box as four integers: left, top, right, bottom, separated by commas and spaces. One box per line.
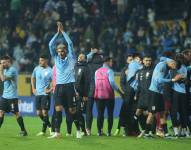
87, 48, 99, 62
87, 51, 94, 62
61, 31, 75, 57
57, 21, 75, 58
49, 33, 59, 57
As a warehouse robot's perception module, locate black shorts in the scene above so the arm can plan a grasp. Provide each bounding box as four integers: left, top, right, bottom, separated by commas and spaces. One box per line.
35, 95, 50, 110
137, 91, 151, 110
125, 84, 135, 104
0, 98, 19, 113
148, 91, 164, 113
188, 92, 191, 116
172, 90, 187, 113
54, 83, 76, 109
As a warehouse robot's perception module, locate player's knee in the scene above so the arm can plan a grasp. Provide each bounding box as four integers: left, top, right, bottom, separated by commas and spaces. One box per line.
36, 111, 42, 116
69, 107, 76, 114
147, 112, 153, 121
164, 111, 169, 116
42, 110, 48, 116
136, 109, 142, 116
0, 110, 4, 117
160, 111, 166, 118
14, 112, 20, 118
143, 111, 149, 116
55, 105, 62, 111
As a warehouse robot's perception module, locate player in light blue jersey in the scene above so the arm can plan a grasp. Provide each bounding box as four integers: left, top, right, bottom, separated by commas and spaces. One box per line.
124, 53, 142, 136
31, 54, 52, 136
48, 22, 81, 139
0, 55, 27, 136
144, 57, 183, 138
182, 50, 191, 133
171, 52, 191, 137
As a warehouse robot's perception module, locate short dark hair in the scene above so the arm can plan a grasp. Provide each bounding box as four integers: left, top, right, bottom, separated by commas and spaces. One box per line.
175, 53, 185, 67
181, 49, 191, 55
103, 56, 112, 62
126, 53, 133, 58
133, 52, 142, 59
1, 55, 11, 60
90, 53, 103, 64
39, 54, 48, 59
162, 51, 175, 59
78, 52, 87, 59
143, 54, 152, 59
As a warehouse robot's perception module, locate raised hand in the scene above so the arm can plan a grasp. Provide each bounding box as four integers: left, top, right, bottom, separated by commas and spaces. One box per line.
57, 21, 64, 33
91, 48, 98, 53
57, 22, 60, 33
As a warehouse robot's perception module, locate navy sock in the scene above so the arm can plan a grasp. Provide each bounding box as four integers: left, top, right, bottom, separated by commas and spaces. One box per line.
55, 111, 62, 133
162, 123, 168, 134
0, 116, 4, 128
17, 116, 26, 131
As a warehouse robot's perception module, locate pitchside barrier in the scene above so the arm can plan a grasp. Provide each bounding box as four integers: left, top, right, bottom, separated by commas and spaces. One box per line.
0, 73, 123, 117
18, 96, 123, 117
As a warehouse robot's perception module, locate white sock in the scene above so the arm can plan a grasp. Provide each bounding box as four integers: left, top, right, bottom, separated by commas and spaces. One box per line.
173, 127, 179, 135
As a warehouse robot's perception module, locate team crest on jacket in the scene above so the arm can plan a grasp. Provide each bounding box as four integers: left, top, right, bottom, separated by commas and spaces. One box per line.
146, 72, 150, 78
78, 68, 82, 74
44, 71, 49, 76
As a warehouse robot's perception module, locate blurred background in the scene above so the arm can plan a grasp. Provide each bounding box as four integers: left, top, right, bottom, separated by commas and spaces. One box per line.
0, 0, 191, 72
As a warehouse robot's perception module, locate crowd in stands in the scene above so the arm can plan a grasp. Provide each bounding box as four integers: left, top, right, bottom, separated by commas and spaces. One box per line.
0, 0, 191, 72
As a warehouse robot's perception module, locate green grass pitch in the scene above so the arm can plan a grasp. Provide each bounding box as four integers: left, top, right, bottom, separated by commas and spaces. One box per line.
0, 117, 191, 150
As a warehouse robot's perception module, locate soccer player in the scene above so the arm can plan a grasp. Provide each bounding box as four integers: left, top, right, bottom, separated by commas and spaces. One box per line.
171, 53, 189, 137
85, 49, 103, 135
145, 57, 183, 138
155, 52, 175, 137
65, 53, 90, 137
187, 63, 191, 133
74, 53, 90, 135
31, 54, 52, 136
0, 55, 27, 136
124, 53, 142, 136
114, 54, 133, 136
182, 50, 191, 133
50, 65, 56, 136
48, 21, 79, 138
94, 56, 124, 136
134, 54, 153, 137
